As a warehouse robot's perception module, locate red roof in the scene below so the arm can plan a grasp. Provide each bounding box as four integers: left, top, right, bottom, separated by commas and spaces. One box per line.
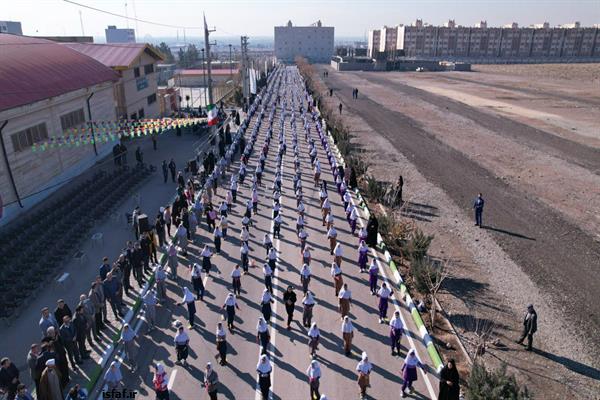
0, 34, 120, 113
176, 69, 239, 76
63, 43, 163, 69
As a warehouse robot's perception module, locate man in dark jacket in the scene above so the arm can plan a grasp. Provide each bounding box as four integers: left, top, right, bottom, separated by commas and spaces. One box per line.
283, 286, 297, 330
162, 160, 168, 183
58, 316, 81, 367
131, 242, 144, 287
54, 299, 72, 328
72, 306, 91, 360
516, 304, 537, 351
473, 193, 485, 227
99, 257, 111, 281
103, 272, 123, 320
0, 357, 20, 400
168, 159, 177, 183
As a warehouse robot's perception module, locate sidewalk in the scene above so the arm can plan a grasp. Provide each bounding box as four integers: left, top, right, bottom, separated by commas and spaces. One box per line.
1, 129, 212, 393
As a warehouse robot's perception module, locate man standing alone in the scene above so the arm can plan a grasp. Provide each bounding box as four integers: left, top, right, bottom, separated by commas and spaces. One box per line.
473, 193, 484, 227
516, 304, 537, 351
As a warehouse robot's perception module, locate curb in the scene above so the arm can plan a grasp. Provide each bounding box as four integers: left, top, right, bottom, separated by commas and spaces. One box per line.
325, 126, 444, 373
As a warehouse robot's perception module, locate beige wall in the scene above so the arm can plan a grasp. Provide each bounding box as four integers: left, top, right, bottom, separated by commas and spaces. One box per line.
121, 51, 160, 119
0, 82, 116, 225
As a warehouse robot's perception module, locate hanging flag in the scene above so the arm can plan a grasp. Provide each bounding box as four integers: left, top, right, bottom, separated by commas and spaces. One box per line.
207, 104, 218, 126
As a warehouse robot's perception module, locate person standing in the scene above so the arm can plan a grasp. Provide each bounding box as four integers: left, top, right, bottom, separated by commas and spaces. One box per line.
38, 359, 62, 400
256, 317, 270, 354
119, 324, 137, 372
256, 355, 272, 400
153, 363, 170, 400
327, 225, 337, 256
0, 357, 20, 400
178, 288, 197, 329
26, 344, 41, 394
203, 363, 219, 400
390, 310, 404, 356
333, 243, 343, 267
215, 323, 228, 366
366, 215, 379, 247
283, 286, 297, 329
143, 290, 157, 333
162, 161, 168, 183
307, 323, 320, 358
222, 293, 240, 332
263, 263, 274, 294
338, 103, 343, 115
155, 265, 168, 303
368, 259, 378, 295
356, 352, 372, 400
39, 307, 59, 339
260, 289, 275, 322
338, 284, 352, 320
306, 360, 322, 400
302, 291, 316, 328
163, 206, 172, 236
300, 264, 311, 294
516, 304, 537, 351
58, 316, 81, 369
90, 280, 107, 331
341, 316, 354, 356
190, 263, 205, 301
439, 359, 460, 400
14, 384, 33, 400
357, 241, 369, 273
401, 349, 426, 398
231, 265, 242, 296
174, 324, 190, 365
473, 193, 484, 227
330, 262, 344, 297
168, 159, 177, 183
72, 307, 90, 361
376, 282, 393, 323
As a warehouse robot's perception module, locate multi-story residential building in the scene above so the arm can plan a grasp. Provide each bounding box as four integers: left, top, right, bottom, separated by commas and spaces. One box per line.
368, 20, 600, 62
367, 29, 381, 58
64, 43, 163, 119
105, 25, 136, 43
274, 20, 334, 63
0, 35, 119, 225
0, 20, 22, 35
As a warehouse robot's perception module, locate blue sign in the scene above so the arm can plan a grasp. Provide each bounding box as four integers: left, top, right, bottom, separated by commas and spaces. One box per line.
136, 77, 148, 91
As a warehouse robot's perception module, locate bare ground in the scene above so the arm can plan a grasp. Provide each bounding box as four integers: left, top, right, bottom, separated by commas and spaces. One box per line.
316, 65, 600, 399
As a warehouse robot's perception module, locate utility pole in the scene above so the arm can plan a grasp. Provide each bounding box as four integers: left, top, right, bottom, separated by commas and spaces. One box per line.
229, 44, 232, 77
79, 10, 85, 36
240, 35, 250, 101
203, 14, 216, 105
201, 49, 207, 106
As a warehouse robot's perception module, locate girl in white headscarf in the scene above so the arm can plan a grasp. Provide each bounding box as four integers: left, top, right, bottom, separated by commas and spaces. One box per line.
177, 287, 196, 328
389, 310, 404, 356
401, 349, 426, 397
356, 352, 372, 399
222, 293, 240, 331
201, 245, 213, 274
306, 360, 322, 400
153, 363, 169, 399
260, 289, 275, 321
300, 263, 311, 294
119, 324, 137, 372
256, 354, 272, 399
302, 291, 316, 327
256, 317, 270, 354
104, 361, 123, 390
341, 316, 354, 356
215, 322, 227, 365
357, 240, 369, 273
174, 325, 190, 365
307, 322, 320, 357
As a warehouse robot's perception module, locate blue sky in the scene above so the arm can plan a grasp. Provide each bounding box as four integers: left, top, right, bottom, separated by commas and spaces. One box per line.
3, 0, 598, 39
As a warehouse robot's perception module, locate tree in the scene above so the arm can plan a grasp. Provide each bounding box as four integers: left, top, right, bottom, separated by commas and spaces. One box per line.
186, 44, 199, 65
157, 42, 174, 63
467, 363, 531, 400
412, 258, 449, 330
178, 48, 187, 67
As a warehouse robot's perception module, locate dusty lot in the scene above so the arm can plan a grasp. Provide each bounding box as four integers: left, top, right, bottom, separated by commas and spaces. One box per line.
317, 64, 600, 399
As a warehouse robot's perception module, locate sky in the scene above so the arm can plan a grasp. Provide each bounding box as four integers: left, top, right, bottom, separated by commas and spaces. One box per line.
2, 0, 599, 40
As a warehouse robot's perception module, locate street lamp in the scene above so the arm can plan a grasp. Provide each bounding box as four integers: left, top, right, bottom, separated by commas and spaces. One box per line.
201, 48, 207, 106
228, 44, 232, 77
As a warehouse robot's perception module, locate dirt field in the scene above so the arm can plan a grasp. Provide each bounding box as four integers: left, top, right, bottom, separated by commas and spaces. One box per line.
317, 64, 600, 399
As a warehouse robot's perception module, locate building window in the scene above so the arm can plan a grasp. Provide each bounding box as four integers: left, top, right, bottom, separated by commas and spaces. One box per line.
138, 108, 145, 119
60, 108, 86, 132
147, 93, 157, 105
144, 64, 154, 74
11, 123, 49, 152
134, 67, 140, 78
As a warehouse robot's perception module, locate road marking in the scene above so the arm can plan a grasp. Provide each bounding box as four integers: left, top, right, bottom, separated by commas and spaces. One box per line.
167, 369, 178, 391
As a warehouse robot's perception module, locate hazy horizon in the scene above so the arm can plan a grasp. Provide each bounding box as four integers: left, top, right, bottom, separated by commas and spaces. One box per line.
3, 0, 598, 39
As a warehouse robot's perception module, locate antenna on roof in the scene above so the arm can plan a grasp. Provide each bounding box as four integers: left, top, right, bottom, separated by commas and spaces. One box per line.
79, 10, 85, 35
132, 0, 139, 41
124, 2, 129, 29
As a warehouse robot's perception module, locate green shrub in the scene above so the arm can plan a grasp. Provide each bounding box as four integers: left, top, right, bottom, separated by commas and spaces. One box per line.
467, 363, 532, 400
406, 228, 434, 263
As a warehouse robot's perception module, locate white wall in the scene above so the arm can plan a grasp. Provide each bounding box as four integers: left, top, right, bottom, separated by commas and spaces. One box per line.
121, 51, 160, 119
274, 26, 335, 63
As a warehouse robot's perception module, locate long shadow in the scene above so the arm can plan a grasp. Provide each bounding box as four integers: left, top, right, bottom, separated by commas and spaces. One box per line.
442, 276, 489, 302
534, 349, 600, 380
222, 363, 257, 399
482, 225, 536, 241
448, 313, 510, 333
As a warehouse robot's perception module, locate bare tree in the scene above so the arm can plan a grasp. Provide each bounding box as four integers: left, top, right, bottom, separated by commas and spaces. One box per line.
462, 312, 498, 363
423, 258, 449, 330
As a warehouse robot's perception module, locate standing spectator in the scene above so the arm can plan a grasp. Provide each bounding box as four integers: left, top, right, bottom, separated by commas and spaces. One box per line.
120, 324, 137, 372
143, 290, 158, 333
38, 359, 62, 400
103, 272, 123, 319
26, 344, 41, 394
132, 243, 144, 287
215, 323, 227, 366
135, 146, 143, 167
162, 161, 168, 183
401, 349, 426, 398
306, 360, 321, 400
153, 364, 170, 400
58, 316, 81, 368
14, 384, 33, 400
168, 159, 177, 183
103, 361, 123, 391
0, 357, 20, 400
283, 286, 297, 330
174, 324, 190, 365
203, 362, 219, 400
39, 307, 59, 338
163, 206, 172, 236
155, 214, 166, 248
90, 278, 107, 328
72, 307, 91, 360
54, 299, 72, 327
98, 257, 111, 281
439, 359, 460, 400
78, 294, 98, 345
356, 352, 372, 400
473, 193, 484, 227
516, 304, 538, 351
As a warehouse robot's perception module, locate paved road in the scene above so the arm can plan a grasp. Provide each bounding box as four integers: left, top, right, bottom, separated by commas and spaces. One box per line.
103, 66, 439, 400
322, 67, 600, 354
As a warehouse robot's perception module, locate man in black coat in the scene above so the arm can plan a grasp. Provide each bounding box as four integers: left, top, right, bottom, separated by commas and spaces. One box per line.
516, 304, 537, 351
366, 215, 379, 248
54, 300, 72, 328
168, 159, 177, 183
73, 306, 91, 360
0, 357, 20, 400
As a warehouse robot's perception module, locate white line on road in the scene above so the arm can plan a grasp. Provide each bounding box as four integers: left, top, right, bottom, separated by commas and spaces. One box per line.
167, 369, 178, 391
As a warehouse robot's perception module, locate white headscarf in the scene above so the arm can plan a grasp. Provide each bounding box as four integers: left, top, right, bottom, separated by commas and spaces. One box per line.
307, 360, 321, 379
301, 264, 311, 277
356, 352, 372, 374
390, 311, 404, 330
155, 363, 167, 379
257, 317, 268, 332
307, 323, 319, 337
216, 323, 226, 338
303, 291, 315, 305
182, 287, 195, 303
224, 293, 236, 307
342, 316, 353, 333
256, 354, 272, 374
404, 349, 420, 367
174, 327, 189, 344
261, 289, 272, 303
104, 361, 122, 382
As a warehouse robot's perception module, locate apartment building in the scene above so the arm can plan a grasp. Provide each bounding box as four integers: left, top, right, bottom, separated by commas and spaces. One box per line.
105, 25, 136, 43
274, 20, 334, 63
367, 29, 381, 58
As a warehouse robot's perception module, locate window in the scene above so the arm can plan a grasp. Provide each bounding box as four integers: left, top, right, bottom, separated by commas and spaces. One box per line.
11, 123, 49, 152
60, 108, 86, 132
138, 108, 145, 119
144, 64, 154, 74
147, 93, 157, 105
134, 67, 140, 78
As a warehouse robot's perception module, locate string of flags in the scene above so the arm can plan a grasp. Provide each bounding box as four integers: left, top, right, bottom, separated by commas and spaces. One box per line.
31, 117, 206, 152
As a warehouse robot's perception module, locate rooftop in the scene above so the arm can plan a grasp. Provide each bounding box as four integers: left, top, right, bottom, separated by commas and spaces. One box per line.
0, 34, 120, 113
62, 42, 164, 70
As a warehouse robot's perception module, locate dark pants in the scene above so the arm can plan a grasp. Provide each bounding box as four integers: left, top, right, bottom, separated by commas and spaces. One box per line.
217, 340, 227, 363
286, 304, 294, 326
265, 276, 273, 293
64, 340, 80, 366
475, 209, 483, 226
517, 329, 534, 350
77, 336, 88, 358
259, 375, 271, 399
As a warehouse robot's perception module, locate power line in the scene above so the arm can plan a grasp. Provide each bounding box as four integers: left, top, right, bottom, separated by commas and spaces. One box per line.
63, 0, 204, 30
